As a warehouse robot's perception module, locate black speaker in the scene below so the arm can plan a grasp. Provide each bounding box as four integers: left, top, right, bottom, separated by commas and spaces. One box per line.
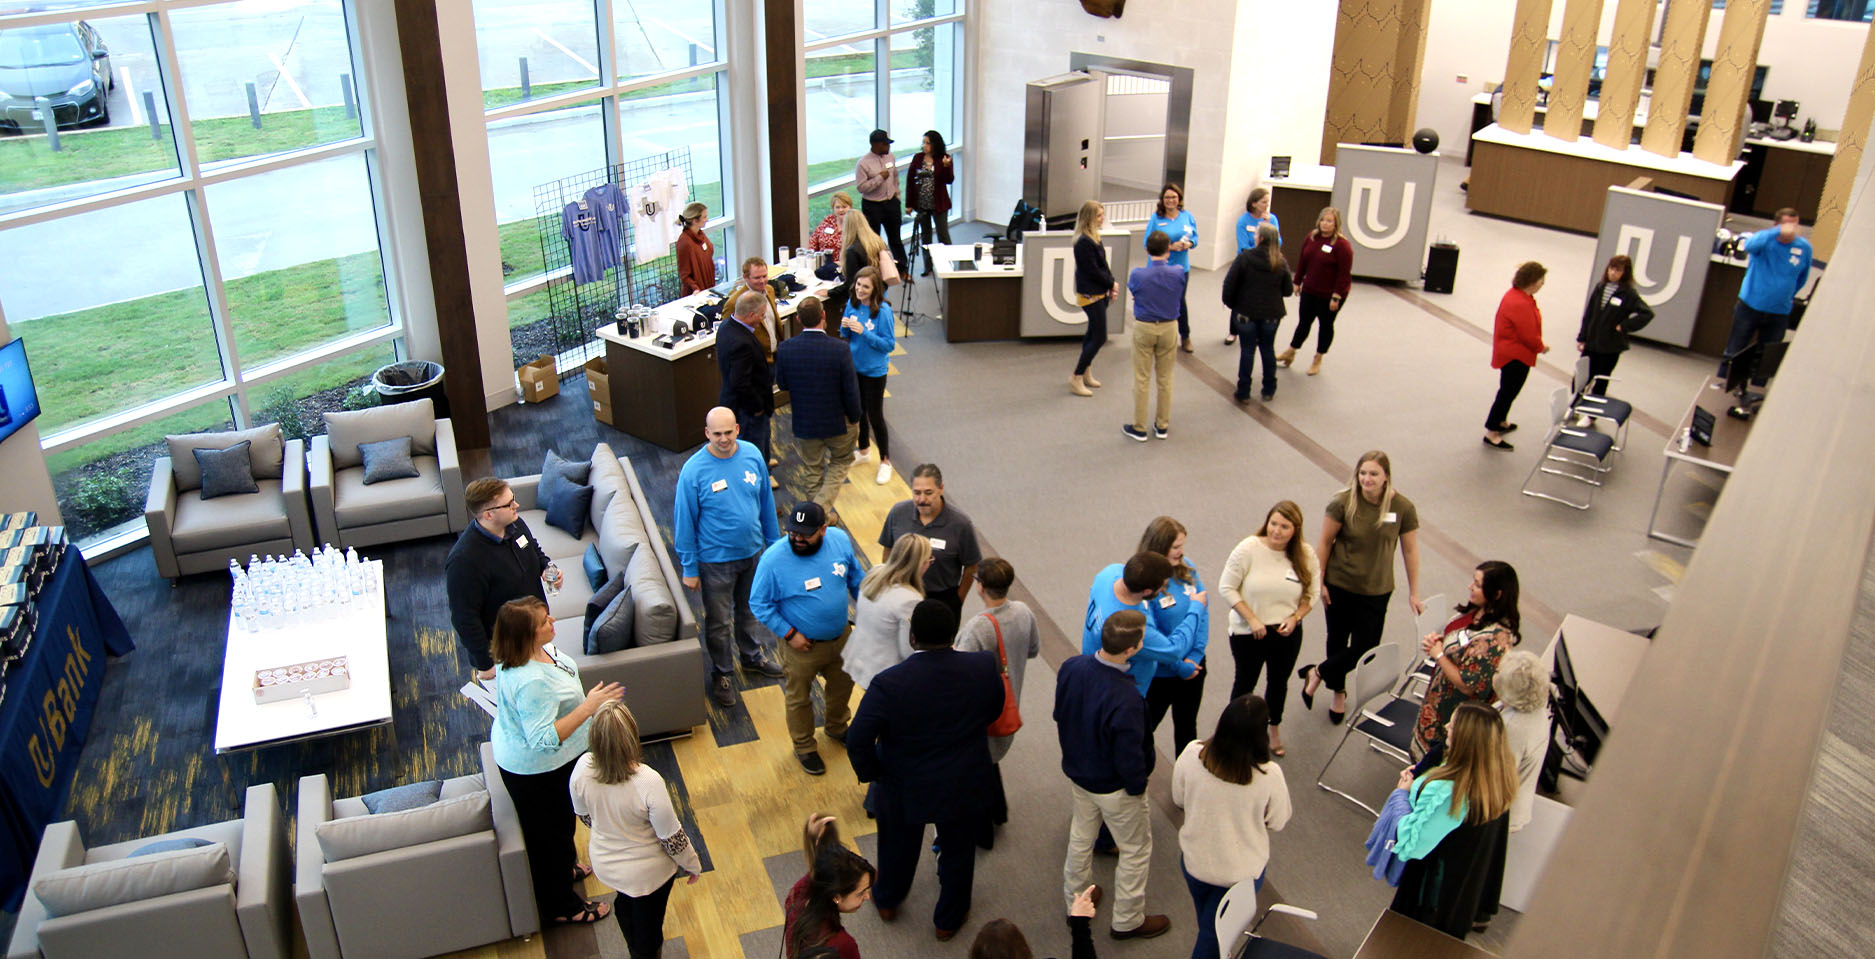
1424, 243, 1459, 294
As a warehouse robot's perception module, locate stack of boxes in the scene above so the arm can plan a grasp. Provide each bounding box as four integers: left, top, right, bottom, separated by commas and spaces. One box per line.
0, 512, 69, 661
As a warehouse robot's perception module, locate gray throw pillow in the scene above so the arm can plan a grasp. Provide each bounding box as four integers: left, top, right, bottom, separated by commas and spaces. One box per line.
587, 579, 635, 654
583, 571, 627, 652
540, 450, 592, 514
359, 435, 419, 485
128, 836, 214, 858
360, 779, 444, 814
194, 441, 259, 500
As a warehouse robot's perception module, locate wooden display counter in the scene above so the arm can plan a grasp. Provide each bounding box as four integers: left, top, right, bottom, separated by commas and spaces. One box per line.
1468, 124, 1742, 233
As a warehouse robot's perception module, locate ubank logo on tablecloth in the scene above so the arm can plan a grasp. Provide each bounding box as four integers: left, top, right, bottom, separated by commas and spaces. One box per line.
1345, 176, 1417, 251
1612, 224, 1692, 304
1042, 243, 1125, 325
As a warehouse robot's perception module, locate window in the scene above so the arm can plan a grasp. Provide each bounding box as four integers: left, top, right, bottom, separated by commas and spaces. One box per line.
615, 0, 717, 81
805, 42, 875, 188
169, 0, 364, 165
1807, 0, 1873, 20
473, 0, 600, 109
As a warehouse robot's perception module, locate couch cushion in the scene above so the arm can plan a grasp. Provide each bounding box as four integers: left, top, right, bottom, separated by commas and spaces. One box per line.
582, 544, 607, 591
587, 580, 635, 654
596, 495, 650, 580
518, 509, 595, 563
624, 544, 678, 644
332, 456, 446, 528
170, 480, 292, 554
34, 843, 233, 918
128, 837, 214, 858
543, 482, 594, 539
168, 424, 285, 492
587, 446, 627, 532
194, 441, 260, 500
324, 399, 437, 470
583, 572, 626, 649
360, 780, 443, 814
359, 436, 420, 485
315, 790, 491, 863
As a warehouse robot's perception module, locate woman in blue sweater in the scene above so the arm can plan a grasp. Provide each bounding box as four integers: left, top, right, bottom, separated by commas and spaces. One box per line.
841, 267, 897, 486
1139, 516, 1210, 757
1144, 182, 1198, 352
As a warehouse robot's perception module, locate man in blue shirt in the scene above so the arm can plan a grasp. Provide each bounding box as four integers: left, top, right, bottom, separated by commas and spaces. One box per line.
749, 501, 862, 775
1719, 208, 1814, 380
1124, 231, 1188, 442
1082, 550, 1203, 696
675, 407, 783, 708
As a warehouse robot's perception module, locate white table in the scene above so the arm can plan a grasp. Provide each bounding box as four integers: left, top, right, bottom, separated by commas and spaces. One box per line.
214, 562, 392, 753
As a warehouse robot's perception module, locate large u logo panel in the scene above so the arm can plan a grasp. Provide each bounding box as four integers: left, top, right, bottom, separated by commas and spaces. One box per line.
1330, 145, 1439, 282
1591, 187, 1723, 349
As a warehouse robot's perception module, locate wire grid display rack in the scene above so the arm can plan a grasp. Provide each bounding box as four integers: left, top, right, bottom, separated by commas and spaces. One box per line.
531, 148, 695, 374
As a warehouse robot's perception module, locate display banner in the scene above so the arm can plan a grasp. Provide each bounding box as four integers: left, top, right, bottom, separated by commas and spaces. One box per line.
1020, 230, 1133, 338
1592, 186, 1723, 348
1330, 144, 1440, 282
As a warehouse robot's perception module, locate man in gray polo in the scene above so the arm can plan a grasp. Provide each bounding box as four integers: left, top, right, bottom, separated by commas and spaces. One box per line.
878, 463, 981, 621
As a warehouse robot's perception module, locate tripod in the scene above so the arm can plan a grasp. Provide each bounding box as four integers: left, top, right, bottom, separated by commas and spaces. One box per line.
896, 226, 928, 336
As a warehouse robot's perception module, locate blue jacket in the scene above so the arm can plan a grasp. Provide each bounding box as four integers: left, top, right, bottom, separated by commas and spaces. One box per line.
1081, 563, 1201, 695
1128, 261, 1188, 322
1144, 210, 1197, 271
672, 440, 777, 576
1054, 654, 1153, 795
846, 648, 1005, 823
715, 318, 773, 415
1365, 787, 1413, 886
1236, 211, 1282, 253
841, 301, 896, 377
749, 528, 861, 641
1149, 561, 1209, 679
1739, 230, 1814, 315
775, 329, 862, 439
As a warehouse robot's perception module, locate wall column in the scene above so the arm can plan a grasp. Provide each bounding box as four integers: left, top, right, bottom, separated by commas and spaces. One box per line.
1691, 0, 1772, 165
1497, 0, 1553, 135
1593, 0, 1657, 150
1641, 0, 1709, 158
1320, 0, 1432, 164
764, 0, 803, 249
1810, 23, 1875, 261
1544, 0, 1605, 143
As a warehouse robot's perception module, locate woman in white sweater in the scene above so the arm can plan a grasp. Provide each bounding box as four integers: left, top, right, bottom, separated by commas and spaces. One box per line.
1173, 694, 1292, 959
1491, 650, 1551, 832
842, 532, 930, 690
1217, 501, 1320, 758
568, 700, 702, 959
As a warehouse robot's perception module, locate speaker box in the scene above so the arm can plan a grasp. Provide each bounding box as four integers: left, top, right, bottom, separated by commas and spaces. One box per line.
1424, 244, 1459, 295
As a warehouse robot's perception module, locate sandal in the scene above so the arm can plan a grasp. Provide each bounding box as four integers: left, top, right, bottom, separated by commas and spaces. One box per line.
554, 900, 611, 925
571, 863, 593, 884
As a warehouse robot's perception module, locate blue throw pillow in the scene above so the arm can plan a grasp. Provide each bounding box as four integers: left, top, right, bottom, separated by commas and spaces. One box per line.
359, 780, 444, 814
583, 544, 607, 591
586, 577, 635, 654
539, 450, 592, 515
128, 836, 214, 858
194, 441, 259, 500
358, 436, 419, 485
544, 482, 593, 538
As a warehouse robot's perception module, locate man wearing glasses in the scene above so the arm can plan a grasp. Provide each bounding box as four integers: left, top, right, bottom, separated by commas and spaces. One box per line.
446, 476, 561, 681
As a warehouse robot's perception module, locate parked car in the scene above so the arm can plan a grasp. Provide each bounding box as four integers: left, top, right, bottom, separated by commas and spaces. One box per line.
0, 20, 112, 132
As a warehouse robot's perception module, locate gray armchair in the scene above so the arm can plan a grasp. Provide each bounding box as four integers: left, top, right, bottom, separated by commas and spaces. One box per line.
7, 784, 291, 959
145, 424, 313, 580
294, 743, 538, 959
308, 398, 465, 549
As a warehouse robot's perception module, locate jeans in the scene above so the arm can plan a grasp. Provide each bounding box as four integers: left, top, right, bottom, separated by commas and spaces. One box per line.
698, 554, 764, 676
778, 628, 854, 753
614, 873, 677, 959
1183, 861, 1264, 959
1485, 361, 1530, 431
1291, 291, 1340, 353
862, 197, 909, 275
1075, 298, 1109, 375
1132, 320, 1179, 431
1233, 316, 1280, 399
856, 373, 890, 459
798, 422, 858, 508
1230, 623, 1304, 725
1063, 784, 1153, 932
1319, 588, 1390, 692
1146, 660, 1205, 757
1718, 299, 1790, 380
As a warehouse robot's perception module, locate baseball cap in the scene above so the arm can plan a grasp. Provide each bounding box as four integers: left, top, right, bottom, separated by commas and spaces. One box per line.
868, 129, 894, 145
786, 501, 827, 534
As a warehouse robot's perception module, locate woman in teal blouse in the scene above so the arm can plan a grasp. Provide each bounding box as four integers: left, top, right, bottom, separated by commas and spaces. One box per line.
491, 596, 624, 925
1144, 182, 1198, 352
1389, 701, 1519, 938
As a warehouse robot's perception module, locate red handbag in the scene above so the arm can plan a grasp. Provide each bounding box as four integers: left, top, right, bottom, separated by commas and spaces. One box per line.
986, 614, 1022, 737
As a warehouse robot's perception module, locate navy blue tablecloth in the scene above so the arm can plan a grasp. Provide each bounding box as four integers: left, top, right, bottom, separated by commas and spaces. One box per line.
0, 552, 133, 910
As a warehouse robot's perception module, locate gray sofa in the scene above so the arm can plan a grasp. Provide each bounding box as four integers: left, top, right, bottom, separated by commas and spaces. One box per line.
145, 424, 314, 580
8, 784, 292, 959
308, 398, 466, 549
294, 744, 538, 959
508, 442, 707, 740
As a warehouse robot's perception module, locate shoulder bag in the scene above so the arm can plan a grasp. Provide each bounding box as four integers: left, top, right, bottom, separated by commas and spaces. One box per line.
986, 614, 1023, 737
876, 249, 902, 287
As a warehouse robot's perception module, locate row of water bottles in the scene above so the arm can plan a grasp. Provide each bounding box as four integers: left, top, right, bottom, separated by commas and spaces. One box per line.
229, 547, 376, 633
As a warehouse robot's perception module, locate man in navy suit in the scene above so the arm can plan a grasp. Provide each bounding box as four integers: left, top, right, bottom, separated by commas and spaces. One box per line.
716, 292, 774, 473
845, 599, 1004, 941
774, 297, 862, 513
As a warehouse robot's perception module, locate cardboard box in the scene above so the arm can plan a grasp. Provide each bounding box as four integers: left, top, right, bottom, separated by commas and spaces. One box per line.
584, 357, 613, 426
517, 355, 559, 402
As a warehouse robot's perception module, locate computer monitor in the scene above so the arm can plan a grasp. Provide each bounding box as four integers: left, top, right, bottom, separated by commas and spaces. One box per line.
0, 337, 42, 448
1723, 339, 1790, 418
1773, 99, 1799, 119
1690, 61, 1769, 118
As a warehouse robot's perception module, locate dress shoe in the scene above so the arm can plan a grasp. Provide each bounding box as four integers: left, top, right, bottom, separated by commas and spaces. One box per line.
1296, 665, 1317, 710
709, 675, 737, 708
1069, 375, 1094, 397
1179, 338, 1195, 354
1277, 347, 1296, 367
935, 912, 968, 940
797, 751, 826, 775
1084, 370, 1102, 388
1307, 353, 1324, 375
875, 905, 898, 921
1328, 708, 1346, 725
740, 655, 784, 679
1111, 915, 1171, 940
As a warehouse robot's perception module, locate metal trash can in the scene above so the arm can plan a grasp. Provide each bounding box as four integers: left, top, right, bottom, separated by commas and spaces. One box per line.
371, 360, 449, 419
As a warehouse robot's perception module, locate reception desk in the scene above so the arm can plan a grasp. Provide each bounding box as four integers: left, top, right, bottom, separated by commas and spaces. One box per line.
929, 243, 1023, 342
1469, 124, 1742, 233
1739, 135, 1836, 223
1268, 163, 1336, 258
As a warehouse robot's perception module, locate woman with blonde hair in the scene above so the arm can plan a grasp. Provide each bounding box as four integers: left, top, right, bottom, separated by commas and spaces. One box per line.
842, 208, 887, 286
569, 700, 701, 958
1281, 206, 1354, 375
842, 532, 931, 690
1069, 200, 1117, 396
1389, 701, 1519, 937
1218, 500, 1319, 757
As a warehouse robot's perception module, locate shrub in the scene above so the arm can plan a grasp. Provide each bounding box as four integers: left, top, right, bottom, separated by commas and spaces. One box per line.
341, 386, 381, 411
69, 470, 136, 536
256, 387, 310, 442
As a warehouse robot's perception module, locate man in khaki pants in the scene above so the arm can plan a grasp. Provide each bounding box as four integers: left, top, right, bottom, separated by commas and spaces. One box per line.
774, 298, 863, 516
749, 502, 862, 776
1123, 231, 1186, 442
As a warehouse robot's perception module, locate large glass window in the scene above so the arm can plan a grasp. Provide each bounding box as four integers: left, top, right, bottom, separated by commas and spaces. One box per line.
487, 103, 608, 281
615, 0, 717, 81
48, 401, 236, 544
1806, 0, 1873, 20
805, 42, 875, 188
805, 1, 875, 41
474, 0, 601, 109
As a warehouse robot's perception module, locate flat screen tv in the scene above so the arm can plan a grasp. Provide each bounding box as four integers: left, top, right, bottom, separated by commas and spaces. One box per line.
0, 338, 43, 447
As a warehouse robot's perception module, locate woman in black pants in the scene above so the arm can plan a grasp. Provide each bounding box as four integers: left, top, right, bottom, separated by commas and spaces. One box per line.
1575, 254, 1653, 396
1220, 223, 1293, 403
1280, 206, 1353, 376
1069, 200, 1116, 397
1139, 516, 1208, 757
1484, 262, 1548, 451
1218, 500, 1319, 757
1298, 450, 1423, 723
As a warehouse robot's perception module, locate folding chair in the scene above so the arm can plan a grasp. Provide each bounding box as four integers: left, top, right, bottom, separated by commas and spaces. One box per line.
1315, 642, 1415, 817
1521, 388, 1616, 510
1571, 355, 1632, 452
1398, 592, 1449, 704
1217, 878, 1324, 959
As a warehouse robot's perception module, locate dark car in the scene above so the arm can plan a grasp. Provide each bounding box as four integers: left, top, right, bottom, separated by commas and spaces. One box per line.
0, 20, 113, 132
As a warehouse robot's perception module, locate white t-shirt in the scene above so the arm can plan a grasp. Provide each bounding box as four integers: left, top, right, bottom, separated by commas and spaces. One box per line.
568, 754, 702, 896
630, 167, 690, 264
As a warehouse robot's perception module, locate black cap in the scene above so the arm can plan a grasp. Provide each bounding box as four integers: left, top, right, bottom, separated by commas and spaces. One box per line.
786, 502, 826, 534
869, 128, 893, 145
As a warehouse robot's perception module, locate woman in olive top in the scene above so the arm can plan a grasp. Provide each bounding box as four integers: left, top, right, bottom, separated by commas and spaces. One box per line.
1070, 200, 1117, 396
1298, 450, 1423, 724
1218, 500, 1319, 757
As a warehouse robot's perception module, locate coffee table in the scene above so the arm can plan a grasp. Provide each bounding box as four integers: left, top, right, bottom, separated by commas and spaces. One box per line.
214, 561, 393, 753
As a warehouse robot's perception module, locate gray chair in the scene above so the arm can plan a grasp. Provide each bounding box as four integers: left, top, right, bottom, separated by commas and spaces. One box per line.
145, 424, 314, 580
1314, 642, 1415, 817
307, 398, 465, 548
1216, 877, 1322, 959
7, 783, 292, 959
1521, 388, 1617, 510
294, 743, 538, 959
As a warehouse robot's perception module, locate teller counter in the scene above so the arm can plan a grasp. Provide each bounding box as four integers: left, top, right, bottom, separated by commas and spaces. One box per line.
1469, 124, 1742, 233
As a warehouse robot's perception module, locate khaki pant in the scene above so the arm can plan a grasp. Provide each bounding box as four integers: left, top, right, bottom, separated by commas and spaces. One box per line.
1132, 320, 1178, 431
797, 423, 857, 509
778, 628, 854, 753
1062, 783, 1153, 932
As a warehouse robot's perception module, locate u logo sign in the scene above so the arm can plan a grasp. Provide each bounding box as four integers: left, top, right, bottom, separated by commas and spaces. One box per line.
1041, 245, 1118, 325
1614, 224, 1690, 303
1346, 176, 1417, 250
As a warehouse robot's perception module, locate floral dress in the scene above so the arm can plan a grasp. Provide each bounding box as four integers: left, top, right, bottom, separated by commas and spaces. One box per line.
1414, 611, 1517, 755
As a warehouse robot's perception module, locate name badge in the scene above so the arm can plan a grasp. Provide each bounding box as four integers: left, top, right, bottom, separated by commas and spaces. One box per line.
711, 479, 728, 492
1383, 512, 1398, 524
515, 535, 530, 549
1322, 244, 1334, 254
1455, 630, 1473, 649
929, 537, 948, 551
1157, 594, 1177, 609
1285, 570, 1301, 583
805, 577, 822, 591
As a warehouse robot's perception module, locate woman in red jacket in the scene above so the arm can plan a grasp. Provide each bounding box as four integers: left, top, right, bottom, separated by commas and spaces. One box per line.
1279, 206, 1353, 376
1484, 262, 1549, 451
907, 130, 955, 275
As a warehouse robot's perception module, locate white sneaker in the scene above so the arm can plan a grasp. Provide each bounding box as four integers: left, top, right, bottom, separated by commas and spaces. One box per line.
854, 448, 871, 463
875, 462, 893, 485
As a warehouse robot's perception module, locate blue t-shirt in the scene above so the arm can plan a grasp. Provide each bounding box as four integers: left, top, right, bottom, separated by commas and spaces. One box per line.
1738, 230, 1814, 315
673, 440, 778, 576
1143, 210, 1198, 271
750, 527, 862, 641
1149, 560, 1209, 678
842, 301, 896, 377
1081, 563, 1201, 695
1128, 261, 1188, 322
1236, 211, 1282, 253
